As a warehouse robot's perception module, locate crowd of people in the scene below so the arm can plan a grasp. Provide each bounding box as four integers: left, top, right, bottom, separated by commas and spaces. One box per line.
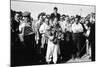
11, 7, 95, 66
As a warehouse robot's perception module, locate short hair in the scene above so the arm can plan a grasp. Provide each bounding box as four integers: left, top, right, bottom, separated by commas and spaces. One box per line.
76, 15, 81, 21
37, 12, 46, 20
54, 7, 58, 10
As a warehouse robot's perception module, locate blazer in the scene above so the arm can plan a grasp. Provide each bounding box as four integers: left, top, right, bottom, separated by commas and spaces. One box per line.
50, 13, 60, 21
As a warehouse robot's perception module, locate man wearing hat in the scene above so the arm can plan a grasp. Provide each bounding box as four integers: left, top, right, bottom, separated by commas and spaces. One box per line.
71, 15, 84, 59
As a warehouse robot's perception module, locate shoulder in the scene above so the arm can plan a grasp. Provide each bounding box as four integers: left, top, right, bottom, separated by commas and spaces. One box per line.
51, 13, 53, 15
79, 23, 83, 26
51, 13, 54, 15
57, 13, 60, 15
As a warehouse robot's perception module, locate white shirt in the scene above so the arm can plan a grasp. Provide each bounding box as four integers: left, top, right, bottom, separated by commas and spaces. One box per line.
72, 22, 83, 33
39, 23, 49, 34
66, 23, 72, 32
59, 21, 67, 32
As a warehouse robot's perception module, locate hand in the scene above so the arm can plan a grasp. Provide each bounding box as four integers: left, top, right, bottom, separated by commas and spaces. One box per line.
19, 34, 24, 42
41, 45, 44, 48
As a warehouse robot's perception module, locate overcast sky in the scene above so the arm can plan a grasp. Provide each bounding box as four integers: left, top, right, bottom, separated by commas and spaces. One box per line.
11, 1, 95, 19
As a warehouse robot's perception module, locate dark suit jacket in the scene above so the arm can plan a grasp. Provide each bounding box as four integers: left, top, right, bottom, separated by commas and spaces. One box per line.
50, 13, 60, 21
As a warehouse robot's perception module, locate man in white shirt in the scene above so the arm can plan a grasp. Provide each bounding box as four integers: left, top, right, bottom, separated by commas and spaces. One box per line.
71, 15, 83, 59
72, 21, 83, 33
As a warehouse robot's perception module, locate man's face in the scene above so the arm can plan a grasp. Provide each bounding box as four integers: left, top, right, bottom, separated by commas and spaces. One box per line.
45, 18, 49, 22
75, 18, 78, 23
81, 18, 85, 23
90, 17, 95, 24
14, 13, 19, 22
39, 16, 43, 21
23, 17, 28, 23
54, 9, 57, 13
85, 20, 89, 24
65, 17, 69, 22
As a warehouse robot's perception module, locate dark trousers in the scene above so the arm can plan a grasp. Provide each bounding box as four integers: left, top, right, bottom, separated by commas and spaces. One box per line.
60, 32, 72, 61
35, 34, 47, 64
11, 32, 24, 66
72, 33, 81, 58
89, 39, 95, 61
23, 34, 37, 64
